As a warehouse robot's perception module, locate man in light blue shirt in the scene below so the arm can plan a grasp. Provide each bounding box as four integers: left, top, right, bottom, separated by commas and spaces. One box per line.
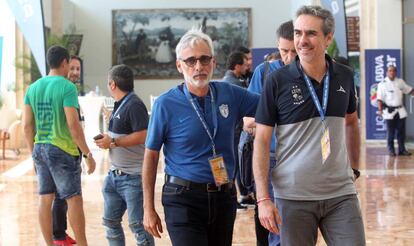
142, 28, 259, 246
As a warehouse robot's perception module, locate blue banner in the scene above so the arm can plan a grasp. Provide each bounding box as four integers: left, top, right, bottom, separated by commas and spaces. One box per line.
320, 0, 348, 57
0, 37, 3, 86
6, 0, 46, 77
365, 49, 401, 140
251, 48, 278, 71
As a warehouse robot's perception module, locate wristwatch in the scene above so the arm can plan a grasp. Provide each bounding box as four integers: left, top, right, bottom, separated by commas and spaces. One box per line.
352, 168, 360, 179
110, 137, 117, 148
82, 152, 93, 159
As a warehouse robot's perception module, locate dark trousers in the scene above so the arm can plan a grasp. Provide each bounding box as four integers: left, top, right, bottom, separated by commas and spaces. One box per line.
255, 157, 280, 246
52, 198, 67, 240
162, 182, 237, 246
254, 203, 269, 246
386, 114, 407, 153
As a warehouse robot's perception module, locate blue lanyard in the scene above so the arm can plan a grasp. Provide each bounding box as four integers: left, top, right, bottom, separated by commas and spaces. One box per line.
109, 92, 133, 130
183, 84, 218, 156
300, 64, 330, 123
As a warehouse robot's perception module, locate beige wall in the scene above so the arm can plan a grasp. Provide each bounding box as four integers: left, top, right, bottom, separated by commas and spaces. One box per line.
59, 0, 294, 107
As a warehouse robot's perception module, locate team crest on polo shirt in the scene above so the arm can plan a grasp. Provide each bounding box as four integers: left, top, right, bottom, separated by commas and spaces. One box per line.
219, 104, 229, 118
291, 85, 304, 105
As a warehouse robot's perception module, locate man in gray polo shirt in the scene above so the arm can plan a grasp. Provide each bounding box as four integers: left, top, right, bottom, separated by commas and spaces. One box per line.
95, 64, 154, 246
253, 5, 365, 245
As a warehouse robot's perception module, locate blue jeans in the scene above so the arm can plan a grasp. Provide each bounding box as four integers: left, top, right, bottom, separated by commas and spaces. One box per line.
32, 143, 81, 199
102, 171, 154, 246
162, 182, 237, 246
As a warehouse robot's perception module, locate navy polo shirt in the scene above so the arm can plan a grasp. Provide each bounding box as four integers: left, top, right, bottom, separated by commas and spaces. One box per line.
109, 92, 148, 175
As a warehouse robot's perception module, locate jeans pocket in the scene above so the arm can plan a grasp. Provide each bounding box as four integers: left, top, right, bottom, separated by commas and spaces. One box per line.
162, 183, 186, 196
125, 176, 142, 188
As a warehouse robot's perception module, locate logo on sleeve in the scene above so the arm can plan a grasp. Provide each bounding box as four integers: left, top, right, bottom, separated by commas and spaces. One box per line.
291, 85, 304, 105
219, 104, 229, 118
337, 85, 346, 94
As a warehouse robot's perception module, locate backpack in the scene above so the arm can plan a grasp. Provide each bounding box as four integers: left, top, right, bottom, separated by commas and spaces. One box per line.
237, 61, 270, 189
238, 130, 254, 189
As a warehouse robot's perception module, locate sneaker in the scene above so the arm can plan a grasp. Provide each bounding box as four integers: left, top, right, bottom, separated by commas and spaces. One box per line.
388, 151, 396, 157
398, 150, 412, 156
240, 196, 256, 206
53, 239, 71, 246
236, 202, 247, 210
66, 235, 76, 244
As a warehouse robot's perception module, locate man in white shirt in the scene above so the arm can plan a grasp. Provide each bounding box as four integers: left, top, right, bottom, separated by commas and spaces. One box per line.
377, 65, 414, 156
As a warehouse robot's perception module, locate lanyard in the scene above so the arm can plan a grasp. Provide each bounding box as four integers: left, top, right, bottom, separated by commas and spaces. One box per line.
300, 64, 330, 123
109, 92, 133, 130
183, 84, 218, 156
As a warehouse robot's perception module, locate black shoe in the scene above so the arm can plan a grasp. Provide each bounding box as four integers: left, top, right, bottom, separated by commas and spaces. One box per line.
236, 202, 247, 210
398, 151, 412, 156
388, 151, 396, 157
240, 196, 256, 206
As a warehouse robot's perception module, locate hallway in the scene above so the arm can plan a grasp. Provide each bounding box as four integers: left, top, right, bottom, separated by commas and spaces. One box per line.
0, 143, 413, 245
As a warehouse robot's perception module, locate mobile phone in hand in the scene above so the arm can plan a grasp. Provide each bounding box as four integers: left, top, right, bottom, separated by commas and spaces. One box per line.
93, 134, 104, 140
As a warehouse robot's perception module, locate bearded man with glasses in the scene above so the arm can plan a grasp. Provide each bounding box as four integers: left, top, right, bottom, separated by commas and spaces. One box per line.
142, 28, 259, 246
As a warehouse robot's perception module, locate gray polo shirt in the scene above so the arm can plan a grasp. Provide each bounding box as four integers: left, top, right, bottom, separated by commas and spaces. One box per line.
255, 56, 358, 200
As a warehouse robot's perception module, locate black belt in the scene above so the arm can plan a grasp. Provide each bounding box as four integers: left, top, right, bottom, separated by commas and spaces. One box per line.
165, 175, 233, 192
384, 105, 402, 113
111, 169, 128, 176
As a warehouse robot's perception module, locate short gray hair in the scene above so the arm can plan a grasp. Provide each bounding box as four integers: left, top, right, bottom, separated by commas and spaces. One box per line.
175, 27, 214, 59
296, 5, 335, 36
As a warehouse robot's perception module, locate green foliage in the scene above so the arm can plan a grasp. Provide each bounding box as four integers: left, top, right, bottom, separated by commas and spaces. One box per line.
15, 24, 81, 84
14, 53, 41, 84
327, 38, 339, 58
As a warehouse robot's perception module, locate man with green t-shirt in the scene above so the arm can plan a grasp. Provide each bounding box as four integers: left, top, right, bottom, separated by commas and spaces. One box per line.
23, 45, 96, 246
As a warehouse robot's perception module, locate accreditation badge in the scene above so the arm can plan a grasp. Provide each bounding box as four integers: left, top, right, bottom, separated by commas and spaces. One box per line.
208, 154, 229, 186
321, 127, 331, 164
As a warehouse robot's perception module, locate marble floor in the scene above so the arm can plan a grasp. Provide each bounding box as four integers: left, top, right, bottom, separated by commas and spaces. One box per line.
0, 143, 414, 245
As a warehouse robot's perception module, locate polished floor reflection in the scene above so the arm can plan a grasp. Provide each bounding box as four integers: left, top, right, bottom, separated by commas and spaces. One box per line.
1, 143, 414, 245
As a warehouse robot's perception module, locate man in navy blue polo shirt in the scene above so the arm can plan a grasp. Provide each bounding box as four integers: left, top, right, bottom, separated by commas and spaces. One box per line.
94, 65, 154, 246
253, 5, 365, 245
142, 28, 259, 246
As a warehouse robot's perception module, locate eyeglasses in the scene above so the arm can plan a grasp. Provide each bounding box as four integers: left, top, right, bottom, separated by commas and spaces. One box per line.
179, 55, 213, 67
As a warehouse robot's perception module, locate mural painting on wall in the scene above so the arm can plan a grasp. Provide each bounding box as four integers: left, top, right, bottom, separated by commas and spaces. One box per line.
112, 8, 251, 79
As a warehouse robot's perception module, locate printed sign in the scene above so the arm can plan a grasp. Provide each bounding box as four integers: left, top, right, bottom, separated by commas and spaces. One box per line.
365, 49, 401, 139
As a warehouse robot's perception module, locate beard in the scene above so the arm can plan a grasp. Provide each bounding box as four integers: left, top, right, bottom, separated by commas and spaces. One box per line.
69, 76, 80, 83
184, 70, 213, 89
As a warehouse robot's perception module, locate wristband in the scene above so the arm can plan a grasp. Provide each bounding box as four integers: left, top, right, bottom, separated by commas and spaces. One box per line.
256, 197, 271, 205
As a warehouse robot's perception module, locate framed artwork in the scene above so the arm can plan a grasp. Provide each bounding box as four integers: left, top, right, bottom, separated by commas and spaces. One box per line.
112, 8, 251, 79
